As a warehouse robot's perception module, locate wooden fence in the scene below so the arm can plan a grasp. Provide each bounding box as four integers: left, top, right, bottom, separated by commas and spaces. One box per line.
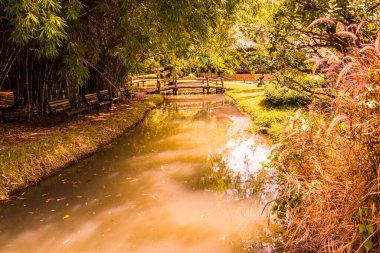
200, 73, 272, 82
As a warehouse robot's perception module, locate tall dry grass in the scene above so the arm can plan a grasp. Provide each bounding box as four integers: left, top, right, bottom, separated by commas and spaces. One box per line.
270, 21, 380, 252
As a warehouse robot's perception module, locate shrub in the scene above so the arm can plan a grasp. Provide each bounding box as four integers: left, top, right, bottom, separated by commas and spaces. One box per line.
270, 22, 380, 252
264, 81, 310, 107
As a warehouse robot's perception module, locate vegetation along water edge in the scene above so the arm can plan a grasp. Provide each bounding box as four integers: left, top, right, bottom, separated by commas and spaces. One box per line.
225, 82, 301, 141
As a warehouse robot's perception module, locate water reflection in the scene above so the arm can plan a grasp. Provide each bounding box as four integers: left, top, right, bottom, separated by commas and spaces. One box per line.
0, 94, 275, 252
218, 135, 269, 178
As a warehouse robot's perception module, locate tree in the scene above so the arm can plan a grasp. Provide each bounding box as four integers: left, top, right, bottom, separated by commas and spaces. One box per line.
0, 0, 242, 116
239, 0, 380, 96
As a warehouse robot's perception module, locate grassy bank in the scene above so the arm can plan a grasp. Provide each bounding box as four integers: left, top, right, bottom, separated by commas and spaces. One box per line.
225, 82, 296, 140
0, 95, 164, 200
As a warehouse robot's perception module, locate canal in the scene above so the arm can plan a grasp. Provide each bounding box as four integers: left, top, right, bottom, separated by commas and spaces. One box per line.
0, 94, 274, 252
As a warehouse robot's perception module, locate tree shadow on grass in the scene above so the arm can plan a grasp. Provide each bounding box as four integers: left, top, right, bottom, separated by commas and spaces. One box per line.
258, 97, 308, 110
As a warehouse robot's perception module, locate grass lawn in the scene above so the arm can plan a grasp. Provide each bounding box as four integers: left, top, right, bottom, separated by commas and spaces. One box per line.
224, 81, 297, 140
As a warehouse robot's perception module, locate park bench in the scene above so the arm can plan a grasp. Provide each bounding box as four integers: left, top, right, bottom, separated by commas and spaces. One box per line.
48, 99, 87, 122
84, 93, 111, 113
0, 91, 15, 123
98, 90, 115, 105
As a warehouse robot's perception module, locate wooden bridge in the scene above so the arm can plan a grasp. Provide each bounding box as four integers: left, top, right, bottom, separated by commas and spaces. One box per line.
129, 77, 225, 95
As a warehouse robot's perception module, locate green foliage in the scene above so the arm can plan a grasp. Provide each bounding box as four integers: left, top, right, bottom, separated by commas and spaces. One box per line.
225, 82, 296, 140
239, 0, 380, 98
2, 0, 70, 58
63, 0, 83, 21
201, 154, 269, 198
236, 0, 280, 73
0, 0, 243, 114
272, 192, 303, 220
58, 42, 89, 89
264, 82, 310, 107
358, 207, 376, 252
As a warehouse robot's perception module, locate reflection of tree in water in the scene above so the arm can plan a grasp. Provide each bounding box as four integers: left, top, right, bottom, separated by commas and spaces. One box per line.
173, 100, 228, 120
192, 108, 212, 120
140, 100, 274, 200
141, 104, 201, 139
201, 153, 271, 200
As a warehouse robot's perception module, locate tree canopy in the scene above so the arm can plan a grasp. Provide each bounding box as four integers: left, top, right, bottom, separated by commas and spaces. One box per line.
237, 0, 380, 95
2, 0, 380, 114
0, 0, 241, 114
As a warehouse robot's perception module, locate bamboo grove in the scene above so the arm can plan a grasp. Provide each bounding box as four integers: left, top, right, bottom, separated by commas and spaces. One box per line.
0, 0, 240, 116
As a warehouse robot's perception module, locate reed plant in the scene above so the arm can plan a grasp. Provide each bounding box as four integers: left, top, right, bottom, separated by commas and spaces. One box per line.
270, 21, 380, 252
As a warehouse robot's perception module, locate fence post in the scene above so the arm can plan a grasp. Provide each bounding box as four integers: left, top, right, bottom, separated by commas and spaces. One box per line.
206, 77, 210, 94
157, 80, 161, 93
173, 77, 177, 95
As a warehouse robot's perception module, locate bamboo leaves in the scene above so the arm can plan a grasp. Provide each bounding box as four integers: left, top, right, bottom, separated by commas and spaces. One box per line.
2, 0, 68, 58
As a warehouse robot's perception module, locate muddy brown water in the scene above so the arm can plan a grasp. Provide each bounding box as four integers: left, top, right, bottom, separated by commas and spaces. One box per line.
0, 95, 274, 253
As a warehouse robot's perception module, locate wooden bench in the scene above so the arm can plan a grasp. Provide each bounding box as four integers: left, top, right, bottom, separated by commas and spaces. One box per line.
98, 90, 114, 105
84, 93, 111, 113
48, 99, 87, 121
0, 91, 15, 123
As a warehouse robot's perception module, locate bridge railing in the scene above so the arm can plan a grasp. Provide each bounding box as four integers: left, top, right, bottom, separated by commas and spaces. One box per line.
129, 76, 224, 94
171, 77, 224, 94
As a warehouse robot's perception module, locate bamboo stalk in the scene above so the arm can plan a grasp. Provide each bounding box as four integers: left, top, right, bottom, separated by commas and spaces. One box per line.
25, 50, 31, 120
